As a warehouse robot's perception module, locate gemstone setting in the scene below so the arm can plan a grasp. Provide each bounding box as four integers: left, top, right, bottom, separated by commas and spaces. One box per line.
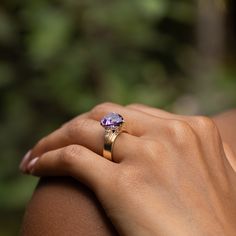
100, 112, 124, 129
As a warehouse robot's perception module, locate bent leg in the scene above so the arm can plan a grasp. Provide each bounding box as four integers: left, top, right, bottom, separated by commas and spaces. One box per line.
20, 177, 118, 236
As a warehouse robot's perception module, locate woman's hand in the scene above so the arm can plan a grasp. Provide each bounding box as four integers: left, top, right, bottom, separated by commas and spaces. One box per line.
20, 103, 236, 236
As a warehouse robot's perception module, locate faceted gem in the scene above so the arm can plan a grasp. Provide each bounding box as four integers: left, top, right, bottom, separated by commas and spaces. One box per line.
100, 112, 124, 128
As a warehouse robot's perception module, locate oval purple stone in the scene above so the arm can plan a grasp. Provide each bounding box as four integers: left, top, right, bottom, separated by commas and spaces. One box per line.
100, 112, 124, 128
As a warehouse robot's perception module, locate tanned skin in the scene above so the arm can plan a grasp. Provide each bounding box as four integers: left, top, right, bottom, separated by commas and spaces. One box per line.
20, 109, 236, 236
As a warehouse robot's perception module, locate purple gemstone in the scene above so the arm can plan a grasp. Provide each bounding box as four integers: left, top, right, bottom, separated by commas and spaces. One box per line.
100, 112, 124, 128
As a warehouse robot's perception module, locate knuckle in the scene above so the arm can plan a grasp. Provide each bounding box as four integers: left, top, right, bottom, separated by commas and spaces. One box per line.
194, 116, 221, 141
60, 145, 81, 166
169, 120, 197, 145
170, 120, 192, 134
194, 116, 216, 130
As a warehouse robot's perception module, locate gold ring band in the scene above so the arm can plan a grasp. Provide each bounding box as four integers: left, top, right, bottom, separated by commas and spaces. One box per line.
100, 112, 125, 161
103, 127, 123, 161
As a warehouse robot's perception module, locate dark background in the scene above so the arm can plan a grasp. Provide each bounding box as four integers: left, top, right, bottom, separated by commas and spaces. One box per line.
0, 0, 236, 235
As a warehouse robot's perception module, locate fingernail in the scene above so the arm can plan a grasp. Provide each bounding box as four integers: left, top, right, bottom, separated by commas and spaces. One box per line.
27, 157, 39, 174
19, 150, 32, 172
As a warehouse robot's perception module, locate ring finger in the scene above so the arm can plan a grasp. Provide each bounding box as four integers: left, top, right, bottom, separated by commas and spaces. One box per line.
21, 103, 156, 168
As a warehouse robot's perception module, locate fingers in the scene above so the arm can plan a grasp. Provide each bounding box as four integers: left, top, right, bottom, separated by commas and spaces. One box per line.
88, 102, 157, 136
20, 102, 176, 172
127, 103, 180, 120
127, 104, 225, 153
31, 118, 104, 158
126, 103, 197, 131
27, 145, 114, 191
21, 118, 139, 171
127, 103, 216, 133
32, 103, 154, 159
20, 103, 158, 168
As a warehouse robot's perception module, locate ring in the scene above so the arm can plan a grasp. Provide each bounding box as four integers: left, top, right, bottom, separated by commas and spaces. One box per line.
100, 112, 125, 161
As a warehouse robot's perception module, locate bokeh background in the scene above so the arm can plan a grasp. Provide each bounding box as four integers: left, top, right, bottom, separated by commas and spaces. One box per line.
0, 0, 236, 235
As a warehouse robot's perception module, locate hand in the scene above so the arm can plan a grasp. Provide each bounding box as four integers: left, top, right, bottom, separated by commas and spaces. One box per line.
20, 103, 236, 236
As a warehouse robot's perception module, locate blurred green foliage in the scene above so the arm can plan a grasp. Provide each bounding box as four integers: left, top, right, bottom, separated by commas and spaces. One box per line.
0, 0, 236, 235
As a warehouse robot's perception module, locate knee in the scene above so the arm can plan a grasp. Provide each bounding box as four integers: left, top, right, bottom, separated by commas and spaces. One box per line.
20, 177, 117, 236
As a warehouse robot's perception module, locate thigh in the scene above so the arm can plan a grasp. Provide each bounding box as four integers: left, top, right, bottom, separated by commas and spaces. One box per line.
20, 177, 118, 236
